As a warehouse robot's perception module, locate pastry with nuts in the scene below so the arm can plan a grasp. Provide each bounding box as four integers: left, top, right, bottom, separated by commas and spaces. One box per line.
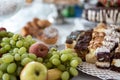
86, 23, 106, 63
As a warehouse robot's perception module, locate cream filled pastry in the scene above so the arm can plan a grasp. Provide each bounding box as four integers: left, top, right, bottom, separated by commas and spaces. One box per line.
95, 46, 111, 68
40, 27, 59, 44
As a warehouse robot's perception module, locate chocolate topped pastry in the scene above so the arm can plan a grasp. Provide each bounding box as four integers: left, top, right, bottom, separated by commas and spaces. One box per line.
74, 29, 93, 61
65, 30, 84, 49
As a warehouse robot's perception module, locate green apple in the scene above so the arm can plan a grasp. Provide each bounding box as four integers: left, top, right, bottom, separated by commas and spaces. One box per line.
20, 61, 48, 80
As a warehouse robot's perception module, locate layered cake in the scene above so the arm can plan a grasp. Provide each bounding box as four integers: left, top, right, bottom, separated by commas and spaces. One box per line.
82, 0, 120, 24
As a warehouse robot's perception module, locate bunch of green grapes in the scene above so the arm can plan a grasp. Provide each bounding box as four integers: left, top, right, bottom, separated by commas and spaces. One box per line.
44, 48, 82, 80
0, 31, 43, 80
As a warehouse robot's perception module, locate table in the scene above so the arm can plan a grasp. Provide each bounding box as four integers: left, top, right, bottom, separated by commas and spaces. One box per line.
0, 0, 100, 80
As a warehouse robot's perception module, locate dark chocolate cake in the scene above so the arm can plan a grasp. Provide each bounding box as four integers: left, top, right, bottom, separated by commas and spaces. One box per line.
82, 0, 120, 24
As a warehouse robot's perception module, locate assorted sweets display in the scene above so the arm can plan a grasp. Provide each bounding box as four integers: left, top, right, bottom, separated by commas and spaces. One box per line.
82, 0, 120, 24
0, 27, 81, 80
66, 23, 120, 72
21, 18, 59, 44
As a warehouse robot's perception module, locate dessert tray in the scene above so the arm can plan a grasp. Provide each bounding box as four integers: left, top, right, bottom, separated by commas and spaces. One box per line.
78, 62, 120, 80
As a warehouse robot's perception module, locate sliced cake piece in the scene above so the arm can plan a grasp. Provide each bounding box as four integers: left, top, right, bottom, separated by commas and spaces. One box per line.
111, 44, 120, 72
95, 46, 111, 69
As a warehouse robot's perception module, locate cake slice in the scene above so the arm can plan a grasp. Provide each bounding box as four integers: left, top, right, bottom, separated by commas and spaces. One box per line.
111, 44, 120, 72
95, 46, 111, 69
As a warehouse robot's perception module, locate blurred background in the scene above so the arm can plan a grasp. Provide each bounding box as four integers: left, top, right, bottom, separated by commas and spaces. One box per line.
0, 0, 120, 32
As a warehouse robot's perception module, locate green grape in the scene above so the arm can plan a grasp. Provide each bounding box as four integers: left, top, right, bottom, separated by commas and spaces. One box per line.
67, 54, 73, 60
21, 54, 28, 60
18, 47, 27, 55
46, 53, 52, 59
69, 67, 78, 76
52, 58, 61, 66
0, 58, 2, 64
2, 73, 10, 80
26, 35, 32, 41
44, 59, 49, 63
4, 45, 11, 51
13, 48, 19, 53
0, 63, 8, 72
14, 54, 21, 61
23, 41, 29, 49
45, 62, 53, 69
10, 75, 17, 80
49, 48, 57, 53
60, 54, 68, 62
12, 34, 19, 41
60, 48, 73, 54
2, 38, 10, 43
52, 54, 59, 59
21, 58, 32, 66
37, 57, 43, 63
16, 40, 23, 48
72, 57, 82, 63
52, 51, 59, 55
57, 64, 66, 71
7, 32, 14, 37
70, 60, 79, 68
0, 48, 7, 54
1, 42, 7, 47
28, 54, 37, 60
61, 71, 70, 80
0, 70, 3, 78
16, 66, 23, 76
7, 63, 17, 74
10, 40, 16, 46
72, 53, 78, 57
2, 54, 14, 63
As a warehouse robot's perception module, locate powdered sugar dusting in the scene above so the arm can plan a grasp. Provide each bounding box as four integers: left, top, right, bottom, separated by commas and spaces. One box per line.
44, 27, 58, 38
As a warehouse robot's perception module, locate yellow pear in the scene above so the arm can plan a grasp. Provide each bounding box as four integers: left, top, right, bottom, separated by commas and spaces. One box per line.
48, 68, 62, 80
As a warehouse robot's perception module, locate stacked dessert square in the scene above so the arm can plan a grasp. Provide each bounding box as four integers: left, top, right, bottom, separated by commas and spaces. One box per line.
66, 23, 120, 72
